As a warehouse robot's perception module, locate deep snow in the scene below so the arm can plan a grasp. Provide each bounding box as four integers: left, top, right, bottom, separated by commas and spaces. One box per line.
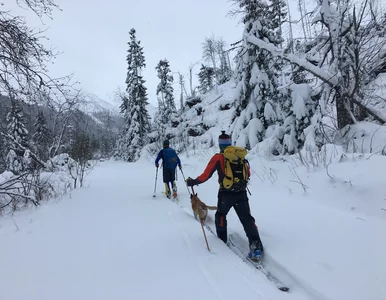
1, 150, 385, 300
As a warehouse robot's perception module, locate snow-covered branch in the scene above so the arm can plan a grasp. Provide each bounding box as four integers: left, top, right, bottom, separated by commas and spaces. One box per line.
351, 98, 386, 125
244, 33, 338, 86
0, 132, 46, 168
0, 190, 39, 206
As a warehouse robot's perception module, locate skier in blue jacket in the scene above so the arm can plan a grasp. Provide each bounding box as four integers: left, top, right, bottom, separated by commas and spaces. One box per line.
155, 140, 181, 199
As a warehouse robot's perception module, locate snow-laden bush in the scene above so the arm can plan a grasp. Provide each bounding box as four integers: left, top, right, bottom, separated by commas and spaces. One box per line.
0, 153, 91, 215
338, 122, 386, 154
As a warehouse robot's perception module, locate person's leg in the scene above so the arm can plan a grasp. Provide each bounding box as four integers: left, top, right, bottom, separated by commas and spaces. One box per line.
215, 191, 236, 243
164, 183, 170, 197
170, 169, 177, 194
233, 192, 264, 252
163, 168, 171, 198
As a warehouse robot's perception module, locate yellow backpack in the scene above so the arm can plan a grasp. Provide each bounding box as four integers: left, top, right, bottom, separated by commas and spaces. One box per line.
222, 146, 249, 190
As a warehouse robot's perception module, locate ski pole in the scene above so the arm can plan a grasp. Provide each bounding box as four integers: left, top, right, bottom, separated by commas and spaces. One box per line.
153, 167, 158, 197
247, 186, 252, 195
179, 168, 191, 195
200, 220, 210, 252
190, 186, 210, 252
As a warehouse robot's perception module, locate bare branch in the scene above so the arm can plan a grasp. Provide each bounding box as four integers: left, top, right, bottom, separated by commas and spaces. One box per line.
0, 190, 38, 206
0, 7, 78, 101
16, 0, 60, 18
289, 166, 308, 192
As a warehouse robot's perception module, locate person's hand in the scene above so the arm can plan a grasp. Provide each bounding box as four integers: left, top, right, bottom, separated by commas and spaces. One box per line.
179, 165, 182, 170
155, 164, 159, 168
186, 177, 197, 186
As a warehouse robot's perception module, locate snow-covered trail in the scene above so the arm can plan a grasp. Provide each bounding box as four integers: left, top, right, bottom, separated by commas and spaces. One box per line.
0, 160, 309, 300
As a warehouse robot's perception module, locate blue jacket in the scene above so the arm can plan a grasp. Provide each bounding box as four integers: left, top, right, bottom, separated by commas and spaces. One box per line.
155, 147, 181, 169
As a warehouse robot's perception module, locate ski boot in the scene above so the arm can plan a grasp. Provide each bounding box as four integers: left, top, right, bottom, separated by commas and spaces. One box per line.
248, 240, 264, 262
164, 183, 171, 199
172, 181, 178, 199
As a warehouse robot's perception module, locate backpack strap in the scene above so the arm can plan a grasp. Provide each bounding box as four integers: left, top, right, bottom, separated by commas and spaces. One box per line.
222, 155, 234, 189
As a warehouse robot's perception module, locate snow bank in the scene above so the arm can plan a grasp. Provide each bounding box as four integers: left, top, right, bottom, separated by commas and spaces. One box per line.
0, 171, 13, 185
339, 122, 386, 154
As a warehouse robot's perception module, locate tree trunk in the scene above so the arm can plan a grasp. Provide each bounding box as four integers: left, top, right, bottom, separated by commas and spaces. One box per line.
336, 88, 354, 129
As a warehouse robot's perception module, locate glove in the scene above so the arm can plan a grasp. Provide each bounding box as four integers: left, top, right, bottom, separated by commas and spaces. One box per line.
155, 164, 159, 168
179, 165, 182, 170
186, 177, 197, 186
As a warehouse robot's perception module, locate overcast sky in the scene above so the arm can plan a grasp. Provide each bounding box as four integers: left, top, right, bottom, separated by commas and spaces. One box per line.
6, 0, 247, 107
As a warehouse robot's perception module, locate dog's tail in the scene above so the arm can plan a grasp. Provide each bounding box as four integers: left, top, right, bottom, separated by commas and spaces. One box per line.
205, 205, 217, 210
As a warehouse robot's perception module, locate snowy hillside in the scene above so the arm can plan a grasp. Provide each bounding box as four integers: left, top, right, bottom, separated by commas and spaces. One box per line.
169, 81, 238, 151
78, 92, 120, 116
76, 92, 123, 131
1, 151, 385, 300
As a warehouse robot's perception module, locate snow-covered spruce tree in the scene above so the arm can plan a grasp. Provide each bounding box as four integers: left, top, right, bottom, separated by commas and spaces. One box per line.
231, 0, 286, 147
115, 28, 150, 162
99, 112, 118, 158
32, 111, 51, 160
235, 0, 386, 153
149, 96, 167, 144
69, 133, 93, 188
178, 73, 187, 113
155, 59, 177, 136
5, 100, 30, 173
198, 64, 215, 94
267, 0, 313, 155
217, 42, 232, 84
202, 36, 219, 82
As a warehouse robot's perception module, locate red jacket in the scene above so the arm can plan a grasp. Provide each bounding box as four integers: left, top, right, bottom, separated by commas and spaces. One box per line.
196, 153, 251, 187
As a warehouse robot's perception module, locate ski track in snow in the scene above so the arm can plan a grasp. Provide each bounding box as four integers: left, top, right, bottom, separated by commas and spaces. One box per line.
168, 208, 277, 300
168, 211, 226, 300
227, 231, 330, 300
173, 182, 340, 300
175, 196, 316, 300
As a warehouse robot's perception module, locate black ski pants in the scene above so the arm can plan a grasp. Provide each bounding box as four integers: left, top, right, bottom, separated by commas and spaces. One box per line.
163, 167, 176, 183
215, 190, 262, 247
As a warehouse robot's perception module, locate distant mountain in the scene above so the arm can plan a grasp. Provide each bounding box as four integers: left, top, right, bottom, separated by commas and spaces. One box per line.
79, 92, 157, 128
79, 93, 120, 116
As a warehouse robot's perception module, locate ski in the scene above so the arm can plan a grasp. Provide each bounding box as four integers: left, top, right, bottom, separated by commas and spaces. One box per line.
175, 198, 289, 292
172, 191, 179, 203
161, 191, 180, 205
228, 234, 289, 292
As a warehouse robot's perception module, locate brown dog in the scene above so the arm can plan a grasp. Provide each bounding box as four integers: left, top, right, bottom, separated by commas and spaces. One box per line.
190, 193, 217, 224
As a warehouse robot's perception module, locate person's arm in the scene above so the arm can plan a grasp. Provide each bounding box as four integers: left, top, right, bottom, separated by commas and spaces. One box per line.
155, 150, 163, 167
194, 154, 224, 184
245, 159, 251, 178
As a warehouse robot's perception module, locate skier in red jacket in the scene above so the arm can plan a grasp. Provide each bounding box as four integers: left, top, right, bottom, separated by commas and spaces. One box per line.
186, 131, 264, 261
